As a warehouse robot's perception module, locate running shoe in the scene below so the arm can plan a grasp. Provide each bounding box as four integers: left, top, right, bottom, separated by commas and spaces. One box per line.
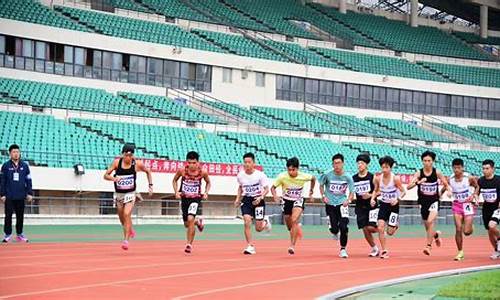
243, 245, 256, 255
121, 240, 129, 250
16, 234, 28, 243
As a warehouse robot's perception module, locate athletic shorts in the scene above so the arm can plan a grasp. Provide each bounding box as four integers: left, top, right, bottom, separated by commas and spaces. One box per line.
378, 202, 399, 227
419, 199, 439, 221
356, 205, 378, 229
240, 196, 266, 221
452, 201, 475, 217
181, 198, 201, 222
282, 198, 305, 215
482, 203, 500, 230
113, 191, 139, 206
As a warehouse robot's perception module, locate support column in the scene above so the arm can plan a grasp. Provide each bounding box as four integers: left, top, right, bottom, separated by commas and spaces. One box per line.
339, 0, 347, 14
480, 5, 488, 39
410, 0, 418, 27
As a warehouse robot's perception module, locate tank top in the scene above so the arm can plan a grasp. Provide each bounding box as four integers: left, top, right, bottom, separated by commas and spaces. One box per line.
114, 158, 136, 193
353, 172, 374, 209
450, 173, 471, 203
180, 166, 203, 199
417, 168, 439, 203
379, 173, 400, 204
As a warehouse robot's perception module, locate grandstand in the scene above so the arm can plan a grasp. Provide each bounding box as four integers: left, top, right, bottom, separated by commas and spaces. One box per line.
0, 0, 497, 204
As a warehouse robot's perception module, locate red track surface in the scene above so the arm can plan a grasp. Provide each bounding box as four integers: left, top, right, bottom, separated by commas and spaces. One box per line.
0, 237, 498, 299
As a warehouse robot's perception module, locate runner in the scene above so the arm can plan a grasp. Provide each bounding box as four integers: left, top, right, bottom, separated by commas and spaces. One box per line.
475, 159, 500, 260
319, 153, 355, 258
407, 150, 451, 256
234, 152, 271, 255
271, 157, 316, 255
445, 158, 478, 261
371, 156, 406, 259
104, 144, 153, 250
352, 154, 379, 257
173, 151, 210, 254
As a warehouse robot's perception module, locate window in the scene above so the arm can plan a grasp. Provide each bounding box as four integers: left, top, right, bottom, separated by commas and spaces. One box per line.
290, 77, 304, 102
333, 82, 346, 105
222, 67, 232, 83
22, 39, 33, 57
347, 84, 360, 107
359, 85, 373, 109
256, 72, 265, 87
425, 93, 438, 114
319, 80, 333, 105
386, 88, 400, 111
0, 35, 4, 54
413, 91, 425, 114
373, 87, 386, 110
305, 79, 319, 102
112, 53, 122, 71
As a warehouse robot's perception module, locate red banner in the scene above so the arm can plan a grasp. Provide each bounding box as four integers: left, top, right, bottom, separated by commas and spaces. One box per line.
139, 158, 262, 176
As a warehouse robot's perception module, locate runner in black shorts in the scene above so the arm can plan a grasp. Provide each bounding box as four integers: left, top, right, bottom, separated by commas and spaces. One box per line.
371, 156, 406, 259
173, 151, 211, 254
407, 150, 450, 256
235, 152, 270, 255
352, 154, 379, 257
474, 159, 500, 260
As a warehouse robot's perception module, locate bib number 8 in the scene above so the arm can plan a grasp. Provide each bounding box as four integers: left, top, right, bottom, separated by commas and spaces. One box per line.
254, 206, 264, 220
340, 206, 349, 218
188, 202, 199, 215
388, 212, 399, 227
369, 208, 379, 223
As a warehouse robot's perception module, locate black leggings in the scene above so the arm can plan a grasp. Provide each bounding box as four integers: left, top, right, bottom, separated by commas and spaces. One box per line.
4, 199, 25, 235
326, 204, 349, 248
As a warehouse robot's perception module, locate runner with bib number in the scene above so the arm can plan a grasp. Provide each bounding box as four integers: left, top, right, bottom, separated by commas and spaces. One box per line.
271, 157, 316, 255
407, 151, 451, 256
352, 154, 379, 258
235, 153, 271, 255
447, 158, 478, 261
173, 151, 211, 254
104, 144, 153, 251
319, 153, 355, 259
371, 156, 406, 259
475, 159, 500, 260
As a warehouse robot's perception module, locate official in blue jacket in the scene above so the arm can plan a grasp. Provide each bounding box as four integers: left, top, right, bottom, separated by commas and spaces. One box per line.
1, 144, 33, 243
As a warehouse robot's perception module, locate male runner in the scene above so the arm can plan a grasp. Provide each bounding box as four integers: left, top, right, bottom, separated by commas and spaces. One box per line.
407, 150, 450, 255
235, 152, 271, 255
319, 153, 355, 258
271, 157, 316, 255
352, 154, 379, 257
173, 151, 210, 254
371, 156, 406, 259
475, 159, 500, 260
445, 158, 478, 261
104, 144, 153, 250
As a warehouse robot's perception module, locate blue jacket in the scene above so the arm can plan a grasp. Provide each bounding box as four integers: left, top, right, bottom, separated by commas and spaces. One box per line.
0, 160, 33, 200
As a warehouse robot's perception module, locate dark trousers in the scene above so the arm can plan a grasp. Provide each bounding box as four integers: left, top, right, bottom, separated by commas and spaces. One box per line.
326, 204, 349, 248
4, 199, 25, 235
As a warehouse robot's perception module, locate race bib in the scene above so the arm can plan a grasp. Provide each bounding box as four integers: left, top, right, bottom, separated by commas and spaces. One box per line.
492, 209, 500, 220
369, 209, 379, 223
243, 184, 261, 197
429, 202, 439, 212
453, 190, 470, 202
381, 190, 398, 203
481, 189, 498, 203
116, 175, 135, 190
284, 187, 303, 200
254, 206, 264, 220
420, 183, 438, 195
463, 203, 474, 216
123, 192, 135, 203
182, 180, 200, 196
329, 182, 348, 195
294, 198, 304, 207
354, 181, 371, 195
188, 202, 199, 215
13, 172, 19, 182
388, 212, 399, 227
340, 206, 349, 218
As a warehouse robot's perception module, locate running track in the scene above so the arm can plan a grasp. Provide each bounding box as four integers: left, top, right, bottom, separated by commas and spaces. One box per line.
0, 237, 498, 299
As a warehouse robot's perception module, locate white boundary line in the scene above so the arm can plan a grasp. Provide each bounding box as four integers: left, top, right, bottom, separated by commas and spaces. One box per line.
316, 264, 500, 300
